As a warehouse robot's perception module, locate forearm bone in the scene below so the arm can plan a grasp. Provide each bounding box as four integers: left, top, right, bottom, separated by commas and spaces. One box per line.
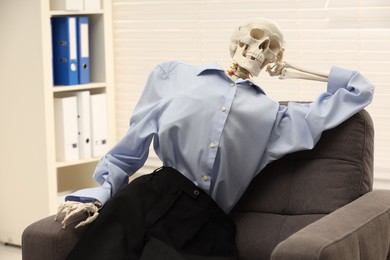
268, 61, 328, 82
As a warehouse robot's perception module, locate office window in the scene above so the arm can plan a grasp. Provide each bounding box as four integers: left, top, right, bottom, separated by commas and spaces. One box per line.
112, 0, 390, 187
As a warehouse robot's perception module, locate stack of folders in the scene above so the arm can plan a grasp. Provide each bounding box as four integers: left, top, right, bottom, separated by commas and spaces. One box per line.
54, 92, 108, 161
51, 16, 90, 86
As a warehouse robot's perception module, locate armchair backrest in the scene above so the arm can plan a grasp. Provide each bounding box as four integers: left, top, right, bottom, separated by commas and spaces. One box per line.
231, 109, 374, 260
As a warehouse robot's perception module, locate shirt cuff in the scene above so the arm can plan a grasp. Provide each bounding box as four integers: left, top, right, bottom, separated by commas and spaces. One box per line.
327, 66, 354, 94
65, 186, 111, 206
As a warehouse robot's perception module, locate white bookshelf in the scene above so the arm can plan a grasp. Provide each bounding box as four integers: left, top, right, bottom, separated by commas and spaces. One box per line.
0, 0, 115, 245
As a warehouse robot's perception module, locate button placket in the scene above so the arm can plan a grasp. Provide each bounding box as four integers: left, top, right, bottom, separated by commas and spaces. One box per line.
204, 80, 237, 174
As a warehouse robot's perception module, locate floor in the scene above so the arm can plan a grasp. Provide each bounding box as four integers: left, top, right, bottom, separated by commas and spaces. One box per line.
0, 243, 22, 260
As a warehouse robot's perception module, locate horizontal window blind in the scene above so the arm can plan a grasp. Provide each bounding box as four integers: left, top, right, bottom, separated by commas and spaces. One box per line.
112, 0, 390, 188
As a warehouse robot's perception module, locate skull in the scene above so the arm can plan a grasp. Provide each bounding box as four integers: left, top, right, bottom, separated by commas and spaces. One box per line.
229, 18, 284, 77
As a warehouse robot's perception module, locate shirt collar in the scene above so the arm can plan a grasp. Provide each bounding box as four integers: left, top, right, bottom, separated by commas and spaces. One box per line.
196, 62, 265, 94
196, 62, 225, 75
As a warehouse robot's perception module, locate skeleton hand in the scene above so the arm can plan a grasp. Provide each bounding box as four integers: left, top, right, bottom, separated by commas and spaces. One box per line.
266, 61, 286, 77
266, 48, 285, 77
55, 201, 101, 229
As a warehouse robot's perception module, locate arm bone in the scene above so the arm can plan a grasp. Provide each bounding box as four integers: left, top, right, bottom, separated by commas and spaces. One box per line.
280, 61, 328, 82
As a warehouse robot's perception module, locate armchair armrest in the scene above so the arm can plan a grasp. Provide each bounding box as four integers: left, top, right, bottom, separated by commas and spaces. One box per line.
22, 212, 88, 260
271, 190, 390, 260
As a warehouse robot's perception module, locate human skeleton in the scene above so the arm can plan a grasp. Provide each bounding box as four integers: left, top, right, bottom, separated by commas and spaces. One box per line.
56, 17, 329, 229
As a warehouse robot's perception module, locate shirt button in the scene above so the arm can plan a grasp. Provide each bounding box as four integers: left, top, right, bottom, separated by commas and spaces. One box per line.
248, 82, 253, 86
202, 175, 209, 181
221, 106, 227, 112
230, 83, 235, 87
209, 143, 216, 149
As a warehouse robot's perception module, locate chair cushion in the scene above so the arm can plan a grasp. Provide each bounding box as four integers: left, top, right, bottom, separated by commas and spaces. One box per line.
231, 109, 374, 260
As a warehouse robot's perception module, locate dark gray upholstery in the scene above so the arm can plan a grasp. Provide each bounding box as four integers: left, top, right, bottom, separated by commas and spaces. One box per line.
22, 109, 390, 260
22, 212, 88, 260
230, 109, 376, 259
271, 190, 390, 260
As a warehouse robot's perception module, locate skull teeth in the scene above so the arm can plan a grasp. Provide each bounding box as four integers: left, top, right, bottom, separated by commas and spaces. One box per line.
248, 54, 260, 62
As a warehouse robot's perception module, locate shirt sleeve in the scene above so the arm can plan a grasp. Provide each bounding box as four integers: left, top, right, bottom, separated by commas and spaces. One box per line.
65, 63, 174, 205
265, 66, 374, 161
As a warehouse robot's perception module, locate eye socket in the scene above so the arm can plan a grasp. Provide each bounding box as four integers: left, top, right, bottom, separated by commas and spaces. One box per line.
250, 29, 264, 40
269, 37, 281, 53
259, 39, 270, 50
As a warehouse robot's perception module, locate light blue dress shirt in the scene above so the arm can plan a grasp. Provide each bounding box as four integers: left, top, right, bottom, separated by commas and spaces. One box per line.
67, 61, 374, 213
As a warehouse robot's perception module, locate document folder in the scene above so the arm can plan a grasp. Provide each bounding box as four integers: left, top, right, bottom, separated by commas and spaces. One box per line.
77, 91, 92, 159
90, 93, 108, 157
77, 16, 90, 84
54, 96, 79, 161
52, 16, 79, 86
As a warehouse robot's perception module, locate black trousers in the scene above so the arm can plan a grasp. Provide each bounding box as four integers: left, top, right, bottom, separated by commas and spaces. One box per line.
66, 167, 238, 260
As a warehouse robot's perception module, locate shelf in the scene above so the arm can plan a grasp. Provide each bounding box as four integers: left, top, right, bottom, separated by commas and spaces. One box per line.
0, 0, 114, 246
56, 157, 101, 168
57, 190, 73, 204
52, 82, 106, 92
50, 9, 103, 16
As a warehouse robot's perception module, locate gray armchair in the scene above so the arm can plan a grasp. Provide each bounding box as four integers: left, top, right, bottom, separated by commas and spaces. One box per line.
22, 109, 390, 260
